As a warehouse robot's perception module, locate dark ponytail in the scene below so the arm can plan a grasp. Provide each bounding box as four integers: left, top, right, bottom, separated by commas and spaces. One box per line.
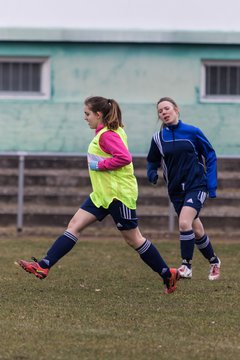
84, 96, 123, 130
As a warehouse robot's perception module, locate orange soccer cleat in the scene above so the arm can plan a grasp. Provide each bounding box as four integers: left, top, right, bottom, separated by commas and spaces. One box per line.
164, 268, 180, 294
17, 258, 49, 280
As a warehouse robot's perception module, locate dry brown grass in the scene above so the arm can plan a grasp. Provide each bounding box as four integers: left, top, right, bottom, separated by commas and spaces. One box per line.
0, 235, 239, 360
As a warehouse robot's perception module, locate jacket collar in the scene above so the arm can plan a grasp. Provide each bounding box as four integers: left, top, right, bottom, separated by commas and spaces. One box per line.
166, 120, 182, 130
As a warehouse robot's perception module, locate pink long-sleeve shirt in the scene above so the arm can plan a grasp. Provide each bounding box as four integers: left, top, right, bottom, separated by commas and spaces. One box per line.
95, 124, 132, 171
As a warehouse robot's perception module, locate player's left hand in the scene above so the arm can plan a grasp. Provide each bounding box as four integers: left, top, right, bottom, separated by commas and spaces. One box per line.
89, 161, 99, 170
208, 189, 216, 198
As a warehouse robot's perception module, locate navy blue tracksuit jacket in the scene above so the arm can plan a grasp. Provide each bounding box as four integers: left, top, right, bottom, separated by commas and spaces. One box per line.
147, 120, 217, 198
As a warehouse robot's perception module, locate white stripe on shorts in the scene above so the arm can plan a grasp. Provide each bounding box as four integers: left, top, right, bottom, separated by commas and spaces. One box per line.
198, 191, 207, 204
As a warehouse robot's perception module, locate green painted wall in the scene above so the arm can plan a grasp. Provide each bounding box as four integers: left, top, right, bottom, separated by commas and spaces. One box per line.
0, 42, 239, 155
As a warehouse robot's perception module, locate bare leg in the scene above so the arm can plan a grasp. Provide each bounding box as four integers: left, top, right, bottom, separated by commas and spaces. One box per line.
192, 217, 205, 238
67, 208, 98, 238
120, 227, 146, 249
178, 206, 197, 232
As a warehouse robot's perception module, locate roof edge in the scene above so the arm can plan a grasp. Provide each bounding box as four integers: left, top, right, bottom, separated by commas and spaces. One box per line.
0, 27, 240, 44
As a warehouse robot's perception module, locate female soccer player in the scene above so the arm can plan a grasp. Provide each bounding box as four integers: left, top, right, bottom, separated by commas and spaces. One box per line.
147, 97, 221, 280
17, 96, 179, 294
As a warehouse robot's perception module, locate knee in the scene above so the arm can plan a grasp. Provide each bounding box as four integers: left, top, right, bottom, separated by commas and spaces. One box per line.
124, 237, 136, 248
67, 218, 81, 237
121, 229, 145, 250
194, 228, 204, 239
179, 219, 192, 232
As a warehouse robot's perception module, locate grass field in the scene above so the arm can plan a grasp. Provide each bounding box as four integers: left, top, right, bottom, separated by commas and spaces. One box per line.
0, 234, 239, 360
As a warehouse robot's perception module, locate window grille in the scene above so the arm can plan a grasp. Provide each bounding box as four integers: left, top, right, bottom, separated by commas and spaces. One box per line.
0, 57, 50, 99
201, 60, 240, 102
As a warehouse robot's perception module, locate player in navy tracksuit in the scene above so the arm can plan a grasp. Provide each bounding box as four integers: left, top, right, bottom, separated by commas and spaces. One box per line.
147, 97, 221, 280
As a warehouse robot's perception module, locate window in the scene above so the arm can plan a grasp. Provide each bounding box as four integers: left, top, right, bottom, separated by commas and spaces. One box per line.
201, 60, 240, 102
0, 57, 50, 99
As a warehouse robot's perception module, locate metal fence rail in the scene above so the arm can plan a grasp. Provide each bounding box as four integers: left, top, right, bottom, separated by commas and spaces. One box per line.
1, 151, 177, 233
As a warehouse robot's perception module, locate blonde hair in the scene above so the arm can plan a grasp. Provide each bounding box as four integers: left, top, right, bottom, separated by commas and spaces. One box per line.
84, 96, 123, 130
157, 96, 179, 109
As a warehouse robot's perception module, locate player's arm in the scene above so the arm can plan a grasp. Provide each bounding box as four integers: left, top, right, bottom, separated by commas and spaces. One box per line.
196, 129, 217, 198
89, 131, 132, 171
146, 138, 161, 185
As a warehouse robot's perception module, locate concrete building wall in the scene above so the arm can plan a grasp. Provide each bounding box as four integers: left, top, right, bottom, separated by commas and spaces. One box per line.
0, 41, 239, 155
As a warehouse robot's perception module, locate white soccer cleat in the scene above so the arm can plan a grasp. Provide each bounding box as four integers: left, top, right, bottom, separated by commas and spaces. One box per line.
208, 259, 221, 280
178, 264, 192, 279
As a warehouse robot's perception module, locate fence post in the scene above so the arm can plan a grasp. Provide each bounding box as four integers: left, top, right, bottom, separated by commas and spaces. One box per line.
17, 153, 26, 232
168, 200, 175, 233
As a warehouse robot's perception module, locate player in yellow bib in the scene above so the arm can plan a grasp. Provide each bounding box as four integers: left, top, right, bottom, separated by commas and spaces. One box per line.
17, 96, 179, 294
88, 125, 137, 210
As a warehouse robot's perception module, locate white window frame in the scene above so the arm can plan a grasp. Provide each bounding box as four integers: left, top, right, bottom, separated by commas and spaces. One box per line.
0, 57, 50, 100
200, 59, 240, 103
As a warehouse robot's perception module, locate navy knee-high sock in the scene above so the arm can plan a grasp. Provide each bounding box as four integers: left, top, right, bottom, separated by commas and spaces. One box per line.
180, 230, 195, 269
195, 234, 218, 264
38, 231, 78, 268
136, 239, 171, 279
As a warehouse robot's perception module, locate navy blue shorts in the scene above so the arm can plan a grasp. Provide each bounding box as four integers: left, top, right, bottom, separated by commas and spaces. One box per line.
170, 189, 207, 218
80, 196, 138, 231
